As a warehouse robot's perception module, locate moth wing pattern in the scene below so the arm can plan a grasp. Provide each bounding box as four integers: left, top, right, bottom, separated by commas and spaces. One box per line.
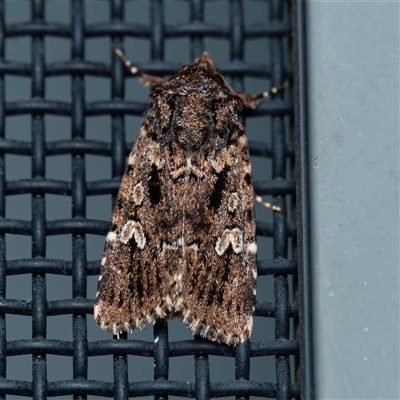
94, 124, 185, 334
94, 52, 257, 345
176, 115, 257, 346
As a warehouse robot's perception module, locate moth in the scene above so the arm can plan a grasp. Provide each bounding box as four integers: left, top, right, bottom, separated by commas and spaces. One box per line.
94, 50, 285, 346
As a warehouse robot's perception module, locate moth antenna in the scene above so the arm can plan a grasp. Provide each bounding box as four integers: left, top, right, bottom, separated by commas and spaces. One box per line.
115, 48, 141, 76
254, 194, 281, 212
115, 48, 166, 86
255, 82, 289, 100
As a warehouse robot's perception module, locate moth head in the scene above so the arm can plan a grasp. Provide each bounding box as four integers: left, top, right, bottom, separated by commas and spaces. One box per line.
172, 94, 215, 152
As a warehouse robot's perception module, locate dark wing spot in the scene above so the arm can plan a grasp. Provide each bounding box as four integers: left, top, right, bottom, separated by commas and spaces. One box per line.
206, 286, 215, 307
145, 121, 159, 142
148, 164, 161, 205
149, 129, 158, 142
244, 173, 252, 186
116, 198, 124, 211
209, 168, 228, 210
118, 292, 124, 308
188, 171, 200, 182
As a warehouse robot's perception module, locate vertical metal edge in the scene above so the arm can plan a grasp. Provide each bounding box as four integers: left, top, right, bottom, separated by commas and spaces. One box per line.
292, 1, 314, 399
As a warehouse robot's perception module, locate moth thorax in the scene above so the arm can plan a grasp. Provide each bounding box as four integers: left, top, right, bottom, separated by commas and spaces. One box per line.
172, 95, 214, 152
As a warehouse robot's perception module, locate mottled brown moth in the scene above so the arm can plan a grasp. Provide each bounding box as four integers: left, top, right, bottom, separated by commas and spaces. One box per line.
94, 50, 285, 346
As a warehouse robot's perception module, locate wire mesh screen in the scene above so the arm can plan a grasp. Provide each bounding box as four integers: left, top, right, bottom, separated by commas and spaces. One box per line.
0, 0, 298, 399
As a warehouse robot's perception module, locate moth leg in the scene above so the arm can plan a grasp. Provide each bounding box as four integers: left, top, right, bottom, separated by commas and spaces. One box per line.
236, 82, 289, 109
115, 48, 166, 86
254, 193, 281, 212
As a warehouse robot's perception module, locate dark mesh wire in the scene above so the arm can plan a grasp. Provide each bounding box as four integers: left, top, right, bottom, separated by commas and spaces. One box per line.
0, 0, 299, 399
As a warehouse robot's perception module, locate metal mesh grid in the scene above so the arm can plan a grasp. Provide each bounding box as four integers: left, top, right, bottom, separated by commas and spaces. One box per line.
0, 0, 298, 398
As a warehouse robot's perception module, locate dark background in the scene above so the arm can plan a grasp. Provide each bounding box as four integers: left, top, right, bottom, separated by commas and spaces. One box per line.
2, 1, 296, 399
